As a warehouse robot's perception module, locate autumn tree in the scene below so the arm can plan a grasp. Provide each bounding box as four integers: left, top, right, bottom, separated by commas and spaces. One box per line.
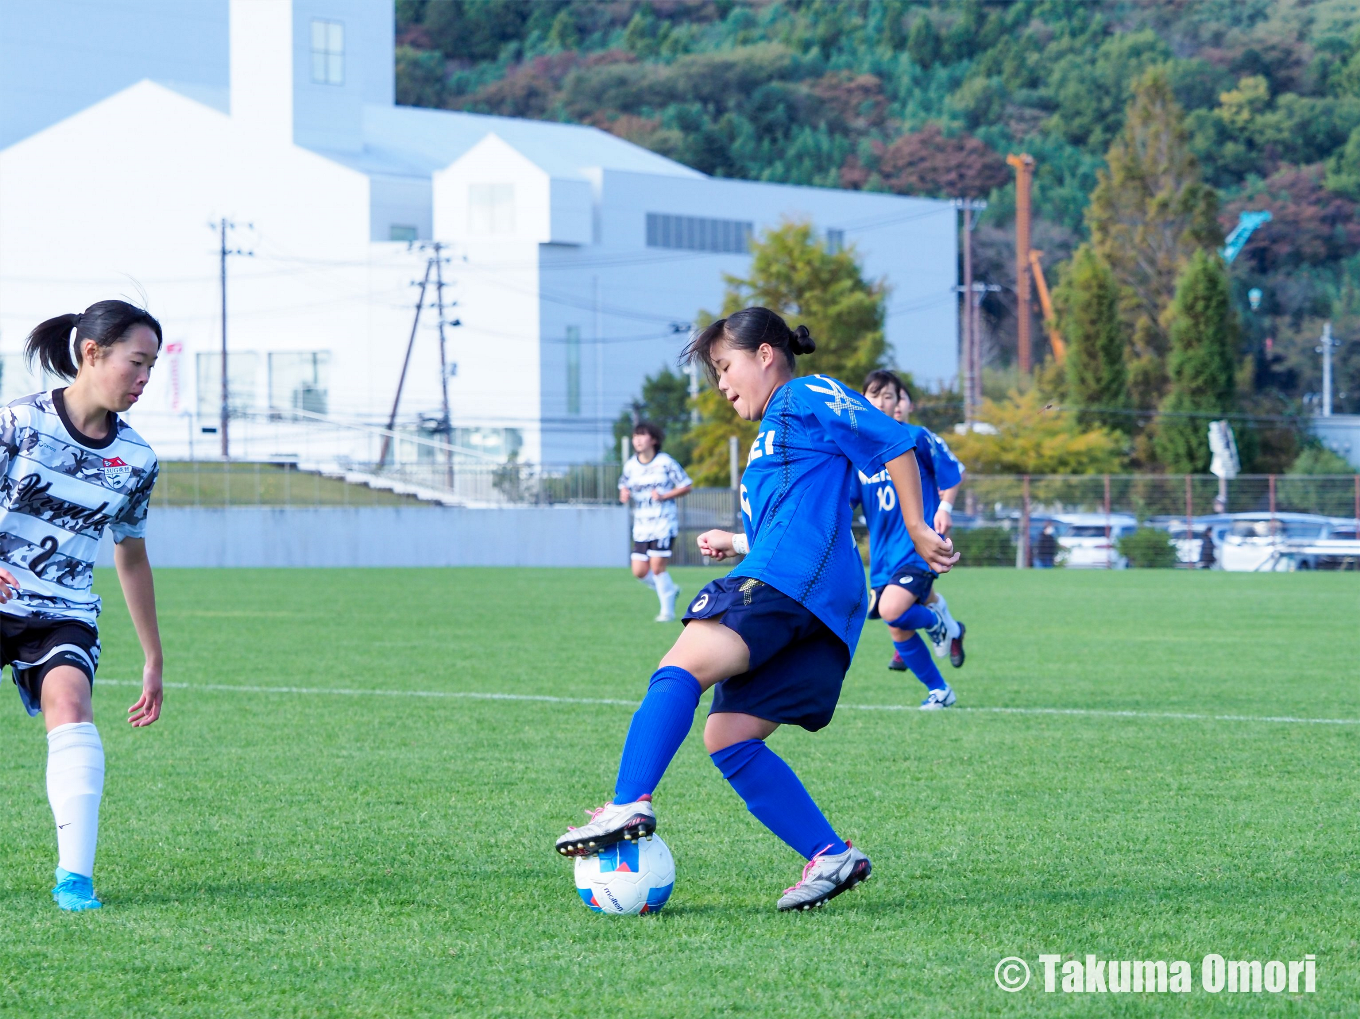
1053, 244, 1130, 433
1154, 250, 1238, 472
946, 389, 1126, 474
685, 221, 887, 486
1086, 68, 1222, 409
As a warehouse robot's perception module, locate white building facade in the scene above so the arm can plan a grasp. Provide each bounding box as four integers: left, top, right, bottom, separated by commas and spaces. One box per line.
0, 0, 958, 468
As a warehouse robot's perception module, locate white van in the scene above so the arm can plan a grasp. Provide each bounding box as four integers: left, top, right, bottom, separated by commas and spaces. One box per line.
1219, 512, 1354, 571
1052, 513, 1139, 569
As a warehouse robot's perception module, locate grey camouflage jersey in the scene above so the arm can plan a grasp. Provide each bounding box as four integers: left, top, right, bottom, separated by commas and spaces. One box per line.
0, 391, 158, 627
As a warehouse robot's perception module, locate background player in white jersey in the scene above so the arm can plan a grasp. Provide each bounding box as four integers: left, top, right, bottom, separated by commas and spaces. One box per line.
618, 422, 692, 621
1, 301, 166, 911
882, 373, 966, 668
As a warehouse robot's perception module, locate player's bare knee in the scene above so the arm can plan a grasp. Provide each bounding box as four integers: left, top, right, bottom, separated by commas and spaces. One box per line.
877, 585, 916, 622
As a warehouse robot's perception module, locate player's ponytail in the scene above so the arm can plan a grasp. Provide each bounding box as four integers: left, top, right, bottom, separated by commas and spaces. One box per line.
681, 306, 815, 382
25, 300, 163, 380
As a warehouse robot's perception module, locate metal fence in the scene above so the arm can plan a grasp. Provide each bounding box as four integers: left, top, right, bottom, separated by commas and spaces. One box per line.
954, 474, 1360, 524
150, 460, 625, 508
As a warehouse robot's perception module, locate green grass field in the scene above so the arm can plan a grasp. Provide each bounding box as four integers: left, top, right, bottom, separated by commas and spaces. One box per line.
0, 567, 1354, 1017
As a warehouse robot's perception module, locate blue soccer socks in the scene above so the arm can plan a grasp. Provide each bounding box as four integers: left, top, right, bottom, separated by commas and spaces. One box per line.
710, 738, 849, 861
887, 603, 938, 632
895, 635, 947, 691
613, 666, 702, 803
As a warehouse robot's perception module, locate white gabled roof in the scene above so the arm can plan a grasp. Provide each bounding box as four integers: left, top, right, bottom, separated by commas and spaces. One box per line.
338, 103, 707, 181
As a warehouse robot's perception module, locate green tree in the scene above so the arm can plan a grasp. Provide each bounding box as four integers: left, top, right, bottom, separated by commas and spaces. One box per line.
611, 367, 695, 466
1054, 244, 1130, 433
546, 8, 579, 51
1087, 68, 1222, 409
1154, 250, 1238, 472
686, 221, 887, 485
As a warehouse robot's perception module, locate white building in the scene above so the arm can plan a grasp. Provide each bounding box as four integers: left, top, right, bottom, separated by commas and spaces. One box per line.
0, 0, 958, 469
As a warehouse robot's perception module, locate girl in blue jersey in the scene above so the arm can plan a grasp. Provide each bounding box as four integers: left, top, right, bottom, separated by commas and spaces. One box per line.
555, 307, 956, 911
850, 370, 967, 709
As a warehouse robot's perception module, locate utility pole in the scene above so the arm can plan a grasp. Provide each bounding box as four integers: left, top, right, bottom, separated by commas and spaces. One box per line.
954, 198, 987, 423
1318, 321, 1338, 417
212, 218, 252, 459
1006, 153, 1036, 375
378, 258, 434, 468
430, 241, 457, 487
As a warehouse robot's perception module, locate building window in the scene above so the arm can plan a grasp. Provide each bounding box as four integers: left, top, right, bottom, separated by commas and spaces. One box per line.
311, 20, 344, 85
196, 352, 259, 418
826, 228, 845, 253
468, 183, 515, 234
452, 427, 523, 461
565, 326, 581, 416
389, 224, 418, 242
269, 351, 331, 418
646, 213, 753, 254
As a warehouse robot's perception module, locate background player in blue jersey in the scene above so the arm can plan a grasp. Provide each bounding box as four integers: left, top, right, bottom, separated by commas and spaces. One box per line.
850, 370, 966, 710
555, 308, 956, 911
884, 374, 967, 666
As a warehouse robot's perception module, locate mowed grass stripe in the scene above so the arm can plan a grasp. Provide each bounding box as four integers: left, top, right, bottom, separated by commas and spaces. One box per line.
95, 678, 1360, 726
0, 567, 1348, 1018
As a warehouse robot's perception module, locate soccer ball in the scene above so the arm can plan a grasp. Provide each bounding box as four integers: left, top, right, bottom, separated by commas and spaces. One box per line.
574, 835, 675, 915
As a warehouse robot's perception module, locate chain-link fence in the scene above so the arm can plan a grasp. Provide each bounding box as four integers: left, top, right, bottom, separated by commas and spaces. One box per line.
955, 474, 1360, 523
150, 460, 624, 507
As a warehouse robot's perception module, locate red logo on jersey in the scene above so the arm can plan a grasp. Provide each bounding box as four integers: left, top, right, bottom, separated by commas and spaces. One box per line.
102, 456, 132, 487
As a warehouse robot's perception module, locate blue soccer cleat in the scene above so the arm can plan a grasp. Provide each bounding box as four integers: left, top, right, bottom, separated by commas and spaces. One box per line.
52, 868, 101, 911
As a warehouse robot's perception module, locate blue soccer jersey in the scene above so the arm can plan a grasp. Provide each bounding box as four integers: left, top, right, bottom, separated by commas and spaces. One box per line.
850, 427, 964, 588
728, 375, 916, 655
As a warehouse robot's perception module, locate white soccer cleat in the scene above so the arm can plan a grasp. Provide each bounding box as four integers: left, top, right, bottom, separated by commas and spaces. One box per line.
777, 842, 872, 912
919, 685, 957, 711
555, 799, 657, 857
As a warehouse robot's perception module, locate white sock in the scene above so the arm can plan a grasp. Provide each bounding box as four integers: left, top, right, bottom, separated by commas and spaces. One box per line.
931, 595, 961, 639
638, 571, 657, 589
46, 722, 103, 878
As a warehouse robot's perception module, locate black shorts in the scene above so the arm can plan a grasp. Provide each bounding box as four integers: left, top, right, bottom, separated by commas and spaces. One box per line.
0, 615, 100, 717
632, 537, 674, 561
867, 561, 937, 620
683, 576, 850, 732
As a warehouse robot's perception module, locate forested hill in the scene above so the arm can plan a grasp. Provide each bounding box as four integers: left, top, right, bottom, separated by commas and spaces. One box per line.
394, 0, 1360, 422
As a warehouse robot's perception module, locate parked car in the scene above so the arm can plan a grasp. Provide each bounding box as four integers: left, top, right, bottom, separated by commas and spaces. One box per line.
1218, 512, 1356, 571
1150, 515, 1235, 567
1051, 512, 1139, 569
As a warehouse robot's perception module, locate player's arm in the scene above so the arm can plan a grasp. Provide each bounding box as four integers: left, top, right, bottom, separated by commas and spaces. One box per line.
658, 482, 692, 501
935, 483, 961, 536
885, 451, 958, 573
696, 529, 745, 560
113, 537, 163, 727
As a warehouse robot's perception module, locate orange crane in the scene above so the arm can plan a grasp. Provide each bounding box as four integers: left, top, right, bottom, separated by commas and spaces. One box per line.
1028, 248, 1066, 363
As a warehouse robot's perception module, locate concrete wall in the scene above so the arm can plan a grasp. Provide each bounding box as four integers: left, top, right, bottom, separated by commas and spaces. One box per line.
1312, 415, 1360, 469
97, 506, 630, 568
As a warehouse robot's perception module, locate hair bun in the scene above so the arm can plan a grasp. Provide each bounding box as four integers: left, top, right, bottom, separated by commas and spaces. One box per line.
790, 324, 816, 355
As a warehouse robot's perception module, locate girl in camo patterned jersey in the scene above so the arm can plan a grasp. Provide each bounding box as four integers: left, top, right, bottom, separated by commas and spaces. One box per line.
0, 300, 166, 911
